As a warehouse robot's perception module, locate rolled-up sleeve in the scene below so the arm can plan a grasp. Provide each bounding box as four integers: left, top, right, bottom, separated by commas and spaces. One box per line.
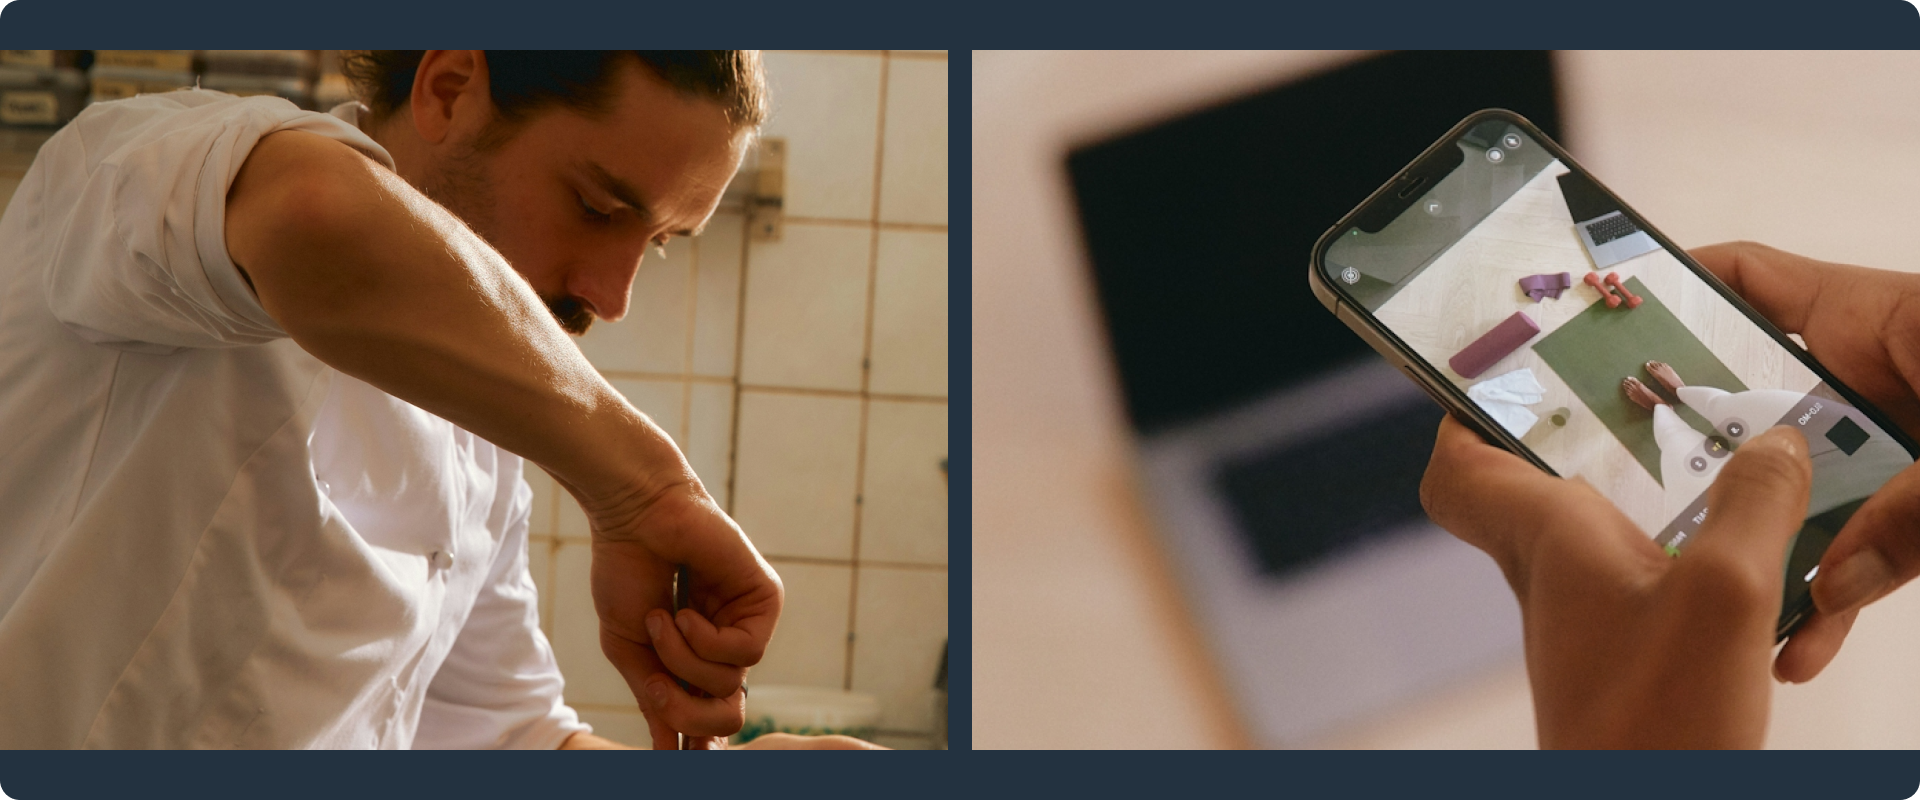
412, 467, 591, 750
41, 91, 389, 352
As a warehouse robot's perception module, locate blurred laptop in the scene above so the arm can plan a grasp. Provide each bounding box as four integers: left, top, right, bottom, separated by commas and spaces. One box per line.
1558, 170, 1661, 268
1067, 51, 1563, 747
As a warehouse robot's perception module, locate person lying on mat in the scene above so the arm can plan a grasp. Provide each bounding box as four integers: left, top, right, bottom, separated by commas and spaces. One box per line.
1422, 241, 1920, 748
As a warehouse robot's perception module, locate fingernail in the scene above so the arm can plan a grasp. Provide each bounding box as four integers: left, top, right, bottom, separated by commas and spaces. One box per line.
646, 678, 669, 707
1820, 549, 1893, 613
646, 612, 662, 643
674, 610, 692, 633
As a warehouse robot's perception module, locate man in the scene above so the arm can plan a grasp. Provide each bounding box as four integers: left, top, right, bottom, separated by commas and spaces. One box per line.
1422, 242, 1920, 748
0, 50, 785, 749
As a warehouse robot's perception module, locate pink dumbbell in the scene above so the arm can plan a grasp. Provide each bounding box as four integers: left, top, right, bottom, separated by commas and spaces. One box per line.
1605, 273, 1643, 308
1584, 272, 1621, 308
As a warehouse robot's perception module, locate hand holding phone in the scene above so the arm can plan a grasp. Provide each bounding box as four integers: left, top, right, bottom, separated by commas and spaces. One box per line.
1310, 110, 1918, 641
1687, 241, 1920, 683
1425, 414, 1810, 748
1310, 110, 1920, 746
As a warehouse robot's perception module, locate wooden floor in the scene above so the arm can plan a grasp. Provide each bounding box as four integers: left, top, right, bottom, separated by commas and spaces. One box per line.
1374, 161, 1818, 536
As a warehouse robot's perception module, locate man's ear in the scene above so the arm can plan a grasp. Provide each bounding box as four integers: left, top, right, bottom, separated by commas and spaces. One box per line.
409, 50, 492, 146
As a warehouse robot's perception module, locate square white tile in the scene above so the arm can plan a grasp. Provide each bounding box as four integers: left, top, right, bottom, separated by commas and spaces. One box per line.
850, 567, 947, 733
608, 377, 687, 446
548, 542, 640, 708
685, 382, 736, 510
692, 211, 746, 377
878, 57, 948, 226
750, 561, 853, 689
738, 224, 871, 392
731, 391, 862, 560
868, 230, 947, 397
524, 466, 557, 537
574, 708, 653, 749
574, 235, 693, 375
527, 535, 555, 637
859, 400, 948, 565
760, 52, 882, 221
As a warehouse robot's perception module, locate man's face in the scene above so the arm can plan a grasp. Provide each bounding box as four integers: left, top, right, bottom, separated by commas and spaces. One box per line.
417, 60, 747, 335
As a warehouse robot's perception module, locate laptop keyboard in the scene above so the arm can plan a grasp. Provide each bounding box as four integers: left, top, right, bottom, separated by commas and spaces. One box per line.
1587, 214, 1640, 246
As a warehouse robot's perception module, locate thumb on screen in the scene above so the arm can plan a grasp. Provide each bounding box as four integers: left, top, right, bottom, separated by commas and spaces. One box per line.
1664, 426, 1811, 633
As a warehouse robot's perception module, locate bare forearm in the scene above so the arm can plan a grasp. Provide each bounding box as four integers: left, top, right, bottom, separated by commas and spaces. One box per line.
557, 731, 636, 749
226, 130, 695, 512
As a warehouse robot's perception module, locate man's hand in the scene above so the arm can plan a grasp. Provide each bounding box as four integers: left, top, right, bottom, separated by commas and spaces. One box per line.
579, 483, 782, 750
1688, 242, 1920, 682
1423, 415, 1812, 748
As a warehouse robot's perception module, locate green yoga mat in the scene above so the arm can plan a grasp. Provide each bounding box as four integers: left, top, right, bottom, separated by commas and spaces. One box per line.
1531, 276, 1746, 485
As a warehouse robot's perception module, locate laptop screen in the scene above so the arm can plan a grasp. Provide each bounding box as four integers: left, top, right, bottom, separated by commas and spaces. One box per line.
1556, 169, 1622, 223
1068, 51, 1564, 435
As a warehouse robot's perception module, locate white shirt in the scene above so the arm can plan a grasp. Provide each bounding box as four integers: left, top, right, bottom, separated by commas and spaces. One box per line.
0, 91, 589, 749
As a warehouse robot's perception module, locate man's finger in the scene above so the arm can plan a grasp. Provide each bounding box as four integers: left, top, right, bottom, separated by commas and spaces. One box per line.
1773, 607, 1858, 684
1664, 426, 1812, 634
641, 675, 746, 737
645, 709, 679, 751
1812, 460, 1920, 616
646, 608, 746, 697
674, 607, 775, 667
1688, 241, 1834, 335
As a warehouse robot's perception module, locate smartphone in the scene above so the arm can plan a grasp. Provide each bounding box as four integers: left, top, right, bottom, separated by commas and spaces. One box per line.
1309, 109, 1919, 638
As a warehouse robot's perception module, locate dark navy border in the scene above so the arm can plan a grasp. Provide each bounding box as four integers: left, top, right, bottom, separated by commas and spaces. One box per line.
2, 0, 1919, 45
0, 0, 1917, 795
947, 49, 970, 755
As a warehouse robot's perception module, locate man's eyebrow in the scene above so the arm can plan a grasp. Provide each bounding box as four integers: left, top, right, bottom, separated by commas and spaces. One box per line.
583, 161, 703, 237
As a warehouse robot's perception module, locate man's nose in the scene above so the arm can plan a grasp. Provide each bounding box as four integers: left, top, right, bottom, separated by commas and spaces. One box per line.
566, 249, 644, 323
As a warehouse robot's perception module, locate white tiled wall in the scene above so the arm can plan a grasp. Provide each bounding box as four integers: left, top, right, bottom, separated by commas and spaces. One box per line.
526, 50, 949, 748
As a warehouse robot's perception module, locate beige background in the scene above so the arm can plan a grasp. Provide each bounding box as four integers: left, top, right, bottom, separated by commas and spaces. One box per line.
975, 50, 1920, 748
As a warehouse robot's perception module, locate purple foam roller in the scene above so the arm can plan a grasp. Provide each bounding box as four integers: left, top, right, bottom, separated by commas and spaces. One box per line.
1449, 311, 1539, 379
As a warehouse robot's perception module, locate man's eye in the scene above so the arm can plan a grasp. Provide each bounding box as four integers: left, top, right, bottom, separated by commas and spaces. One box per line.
579, 195, 610, 221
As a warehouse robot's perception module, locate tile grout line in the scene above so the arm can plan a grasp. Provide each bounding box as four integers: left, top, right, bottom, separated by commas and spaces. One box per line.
725, 210, 752, 517
785, 215, 947, 233
765, 554, 948, 571
680, 233, 697, 451
843, 50, 892, 694
737, 383, 944, 402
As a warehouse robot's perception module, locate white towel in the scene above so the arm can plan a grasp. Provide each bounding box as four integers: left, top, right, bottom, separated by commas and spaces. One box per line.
1467, 368, 1546, 438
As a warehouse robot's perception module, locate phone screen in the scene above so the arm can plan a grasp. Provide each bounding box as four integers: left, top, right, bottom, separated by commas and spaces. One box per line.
1321, 116, 1916, 630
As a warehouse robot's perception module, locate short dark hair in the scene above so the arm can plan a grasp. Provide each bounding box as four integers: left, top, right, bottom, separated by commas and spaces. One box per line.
339, 50, 768, 130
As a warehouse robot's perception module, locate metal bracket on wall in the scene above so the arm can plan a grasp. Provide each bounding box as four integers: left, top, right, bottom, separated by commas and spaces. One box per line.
748, 138, 785, 242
